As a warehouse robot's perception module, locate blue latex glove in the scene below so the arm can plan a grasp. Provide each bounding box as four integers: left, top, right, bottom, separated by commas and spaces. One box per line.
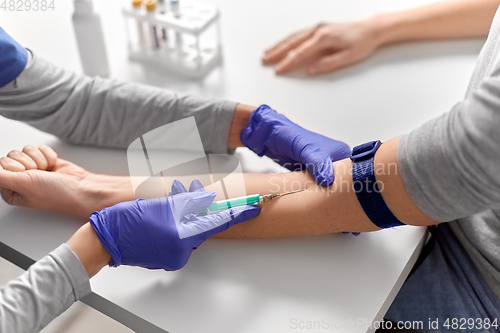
0, 28, 28, 88
240, 105, 351, 186
89, 180, 261, 270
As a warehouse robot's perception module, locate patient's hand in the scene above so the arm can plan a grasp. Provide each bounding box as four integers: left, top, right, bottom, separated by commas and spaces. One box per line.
0, 145, 134, 218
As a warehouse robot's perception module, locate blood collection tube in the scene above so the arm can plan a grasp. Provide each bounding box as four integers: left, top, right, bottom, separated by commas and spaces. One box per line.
158, 0, 168, 42
146, 0, 160, 49
132, 0, 145, 47
170, 0, 182, 50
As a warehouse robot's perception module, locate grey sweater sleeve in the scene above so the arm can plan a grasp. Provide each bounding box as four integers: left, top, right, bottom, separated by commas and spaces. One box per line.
0, 244, 91, 333
0, 50, 237, 153
398, 63, 500, 222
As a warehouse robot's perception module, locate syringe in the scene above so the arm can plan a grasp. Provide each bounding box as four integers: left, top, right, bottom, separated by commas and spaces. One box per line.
197, 189, 306, 215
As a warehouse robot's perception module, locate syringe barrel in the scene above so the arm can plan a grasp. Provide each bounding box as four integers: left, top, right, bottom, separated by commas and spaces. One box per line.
198, 194, 261, 215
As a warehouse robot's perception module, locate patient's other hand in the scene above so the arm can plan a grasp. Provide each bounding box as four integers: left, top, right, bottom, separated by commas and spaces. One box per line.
0, 145, 132, 218
263, 21, 381, 76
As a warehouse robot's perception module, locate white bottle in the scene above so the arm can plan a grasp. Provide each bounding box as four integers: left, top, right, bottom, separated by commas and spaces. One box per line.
72, 0, 110, 77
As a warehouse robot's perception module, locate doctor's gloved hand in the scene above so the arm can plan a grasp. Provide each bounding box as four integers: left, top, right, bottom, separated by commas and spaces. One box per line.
89, 180, 261, 271
241, 105, 351, 186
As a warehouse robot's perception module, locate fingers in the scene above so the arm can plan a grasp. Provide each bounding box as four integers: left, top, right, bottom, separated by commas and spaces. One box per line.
168, 191, 216, 219
1, 145, 57, 172
170, 179, 206, 197
307, 51, 353, 76
170, 179, 206, 195
263, 27, 316, 65
189, 179, 205, 192
38, 145, 57, 171
306, 158, 334, 187
342, 232, 361, 236
170, 179, 187, 195
274, 35, 324, 75
202, 205, 261, 239
177, 205, 260, 239
0, 157, 27, 172
6, 150, 37, 170
22, 145, 48, 170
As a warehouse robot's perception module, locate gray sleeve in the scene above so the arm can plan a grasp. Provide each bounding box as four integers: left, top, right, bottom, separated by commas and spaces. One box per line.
0, 50, 237, 153
398, 64, 500, 222
0, 244, 91, 333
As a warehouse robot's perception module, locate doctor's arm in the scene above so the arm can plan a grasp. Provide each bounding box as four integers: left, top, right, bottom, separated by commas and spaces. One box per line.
0, 221, 106, 333
0, 183, 257, 332
0, 28, 253, 154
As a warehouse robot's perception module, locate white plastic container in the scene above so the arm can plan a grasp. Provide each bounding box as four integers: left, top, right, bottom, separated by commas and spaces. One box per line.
72, 0, 110, 77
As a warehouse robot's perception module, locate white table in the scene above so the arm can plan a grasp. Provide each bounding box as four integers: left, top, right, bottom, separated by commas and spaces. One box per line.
0, 0, 484, 332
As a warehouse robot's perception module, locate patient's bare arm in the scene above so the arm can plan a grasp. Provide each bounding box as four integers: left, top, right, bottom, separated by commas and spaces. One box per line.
0, 138, 437, 237
218, 138, 437, 238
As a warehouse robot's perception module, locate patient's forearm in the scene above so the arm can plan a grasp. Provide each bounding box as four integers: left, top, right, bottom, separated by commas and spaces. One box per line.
374, 0, 500, 46
217, 137, 438, 238
214, 168, 378, 238
99, 170, 350, 237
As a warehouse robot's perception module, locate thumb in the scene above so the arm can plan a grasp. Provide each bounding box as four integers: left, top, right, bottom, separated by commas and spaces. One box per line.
0, 170, 25, 206
0, 169, 23, 192
305, 155, 334, 187
200, 205, 261, 239
168, 191, 216, 220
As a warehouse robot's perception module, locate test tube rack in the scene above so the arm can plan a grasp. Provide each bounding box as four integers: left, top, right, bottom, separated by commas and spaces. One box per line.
122, 1, 222, 78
